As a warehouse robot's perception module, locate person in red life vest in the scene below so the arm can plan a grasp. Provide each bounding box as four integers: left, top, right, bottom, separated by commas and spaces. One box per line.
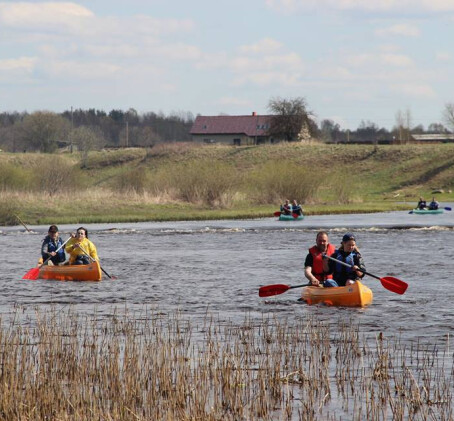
323, 232, 366, 287
304, 231, 337, 287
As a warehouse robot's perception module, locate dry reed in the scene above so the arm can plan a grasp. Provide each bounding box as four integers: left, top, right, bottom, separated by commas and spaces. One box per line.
0, 307, 452, 420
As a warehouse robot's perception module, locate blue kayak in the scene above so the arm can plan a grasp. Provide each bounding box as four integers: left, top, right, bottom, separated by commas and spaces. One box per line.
411, 208, 444, 214
279, 214, 304, 221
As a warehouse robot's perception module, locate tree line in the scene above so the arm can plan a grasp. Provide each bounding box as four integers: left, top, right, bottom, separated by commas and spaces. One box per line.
1, 100, 453, 153
267, 97, 454, 144
0, 108, 195, 153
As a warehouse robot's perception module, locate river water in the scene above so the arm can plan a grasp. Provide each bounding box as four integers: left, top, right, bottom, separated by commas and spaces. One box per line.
1, 207, 453, 341
2, 208, 454, 418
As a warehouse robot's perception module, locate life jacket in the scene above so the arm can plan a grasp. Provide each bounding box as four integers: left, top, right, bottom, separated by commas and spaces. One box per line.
42, 236, 65, 261
309, 243, 335, 282
333, 250, 357, 278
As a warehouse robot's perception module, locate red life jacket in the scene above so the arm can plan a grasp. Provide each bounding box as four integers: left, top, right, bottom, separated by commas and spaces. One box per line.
309, 244, 336, 282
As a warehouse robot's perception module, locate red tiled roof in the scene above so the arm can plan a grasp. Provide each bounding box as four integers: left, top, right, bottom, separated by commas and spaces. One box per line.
190, 115, 273, 136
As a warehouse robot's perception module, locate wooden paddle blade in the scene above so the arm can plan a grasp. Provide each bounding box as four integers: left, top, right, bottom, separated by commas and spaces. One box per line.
274, 211, 281, 217
259, 283, 291, 297
380, 276, 408, 295
22, 267, 40, 280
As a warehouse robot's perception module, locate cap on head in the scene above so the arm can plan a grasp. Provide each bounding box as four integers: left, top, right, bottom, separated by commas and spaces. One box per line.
342, 232, 356, 242
48, 225, 59, 232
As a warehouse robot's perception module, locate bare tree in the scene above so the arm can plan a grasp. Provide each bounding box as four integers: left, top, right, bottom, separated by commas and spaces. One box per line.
442, 103, 454, 132
394, 108, 412, 143
267, 97, 315, 142
71, 126, 105, 168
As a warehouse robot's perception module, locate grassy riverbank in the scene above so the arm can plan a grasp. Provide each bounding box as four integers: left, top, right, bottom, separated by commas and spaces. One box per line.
1, 143, 453, 225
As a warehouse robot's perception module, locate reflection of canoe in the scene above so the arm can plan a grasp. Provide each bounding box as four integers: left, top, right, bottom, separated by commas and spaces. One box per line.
300, 281, 373, 307
38, 261, 102, 281
411, 208, 444, 214
279, 214, 304, 221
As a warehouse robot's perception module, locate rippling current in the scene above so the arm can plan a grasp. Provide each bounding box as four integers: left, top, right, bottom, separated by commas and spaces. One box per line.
1, 208, 454, 345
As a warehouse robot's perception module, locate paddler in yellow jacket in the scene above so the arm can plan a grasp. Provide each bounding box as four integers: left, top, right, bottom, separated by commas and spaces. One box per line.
65, 227, 99, 265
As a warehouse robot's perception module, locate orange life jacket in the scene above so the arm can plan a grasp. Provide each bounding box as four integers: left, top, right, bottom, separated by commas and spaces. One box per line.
309, 244, 336, 282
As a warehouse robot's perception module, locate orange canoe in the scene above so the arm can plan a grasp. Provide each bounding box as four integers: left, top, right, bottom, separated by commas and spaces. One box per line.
300, 281, 373, 307
38, 261, 102, 282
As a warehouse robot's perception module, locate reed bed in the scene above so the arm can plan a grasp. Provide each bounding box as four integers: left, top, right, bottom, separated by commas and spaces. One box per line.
0, 307, 452, 420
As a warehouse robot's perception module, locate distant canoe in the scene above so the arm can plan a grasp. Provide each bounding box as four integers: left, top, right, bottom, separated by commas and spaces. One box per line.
38, 261, 102, 281
278, 214, 304, 221
411, 208, 444, 215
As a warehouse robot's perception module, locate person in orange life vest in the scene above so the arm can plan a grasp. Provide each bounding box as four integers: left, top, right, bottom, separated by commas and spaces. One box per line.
304, 231, 337, 287
323, 232, 366, 287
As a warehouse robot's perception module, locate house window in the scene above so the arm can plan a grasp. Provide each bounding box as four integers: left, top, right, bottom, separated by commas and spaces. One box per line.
203, 125, 207, 129
233, 138, 241, 146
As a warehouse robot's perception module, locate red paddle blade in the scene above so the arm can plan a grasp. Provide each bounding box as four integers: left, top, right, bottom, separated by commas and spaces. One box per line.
292, 213, 299, 218
274, 211, 281, 217
259, 283, 291, 297
22, 267, 40, 280
380, 276, 408, 295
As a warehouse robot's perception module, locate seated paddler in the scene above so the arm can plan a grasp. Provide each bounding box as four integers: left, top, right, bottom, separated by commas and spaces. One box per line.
65, 227, 99, 265
41, 225, 66, 266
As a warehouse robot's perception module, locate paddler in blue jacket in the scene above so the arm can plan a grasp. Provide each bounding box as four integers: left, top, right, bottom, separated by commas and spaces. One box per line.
41, 225, 66, 266
323, 233, 366, 287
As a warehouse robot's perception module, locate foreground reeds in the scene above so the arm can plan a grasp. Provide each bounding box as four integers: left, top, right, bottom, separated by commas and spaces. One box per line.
0, 307, 452, 420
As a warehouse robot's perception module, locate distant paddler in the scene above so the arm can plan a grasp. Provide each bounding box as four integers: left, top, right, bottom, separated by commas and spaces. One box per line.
65, 227, 99, 265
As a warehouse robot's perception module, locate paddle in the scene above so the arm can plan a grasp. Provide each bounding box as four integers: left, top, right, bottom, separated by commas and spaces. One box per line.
259, 282, 311, 297
15, 214, 32, 232
323, 254, 408, 295
274, 211, 300, 218
78, 244, 116, 280
22, 236, 71, 280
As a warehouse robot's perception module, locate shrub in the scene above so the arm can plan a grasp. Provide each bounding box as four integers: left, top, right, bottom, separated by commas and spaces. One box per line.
0, 197, 19, 225
116, 167, 149, 194
35, 156, 83, 195
246, 161, 321, 204
0, 163, 33, 191
164, 160, 239, 207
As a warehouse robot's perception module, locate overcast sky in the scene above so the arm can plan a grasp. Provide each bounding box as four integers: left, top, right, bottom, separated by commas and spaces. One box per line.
1, 0, 453, 130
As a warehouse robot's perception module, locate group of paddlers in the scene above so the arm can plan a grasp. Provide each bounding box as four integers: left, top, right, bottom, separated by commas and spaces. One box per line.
279, 199, 303, 216
304, 231, 365, 288
417, 197, 439, 210
41, 225, 99, 266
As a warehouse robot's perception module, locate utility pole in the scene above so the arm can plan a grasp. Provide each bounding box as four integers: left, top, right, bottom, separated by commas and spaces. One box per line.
70, 106, 74, 153
126, 120, 129, 147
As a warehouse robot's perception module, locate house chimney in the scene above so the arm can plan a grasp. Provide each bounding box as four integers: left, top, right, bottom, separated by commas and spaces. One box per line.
252, 111, 257, 116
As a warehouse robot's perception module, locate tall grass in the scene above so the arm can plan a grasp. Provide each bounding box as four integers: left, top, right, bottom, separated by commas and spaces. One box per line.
0, 197, 19, 225
246, 160, 322, 204
161, 160, 240, 207
116, 167, 150, 194
0, 163, 32, 191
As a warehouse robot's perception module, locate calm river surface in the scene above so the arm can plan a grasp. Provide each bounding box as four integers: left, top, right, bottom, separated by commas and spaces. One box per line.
1, 208, 453, 344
